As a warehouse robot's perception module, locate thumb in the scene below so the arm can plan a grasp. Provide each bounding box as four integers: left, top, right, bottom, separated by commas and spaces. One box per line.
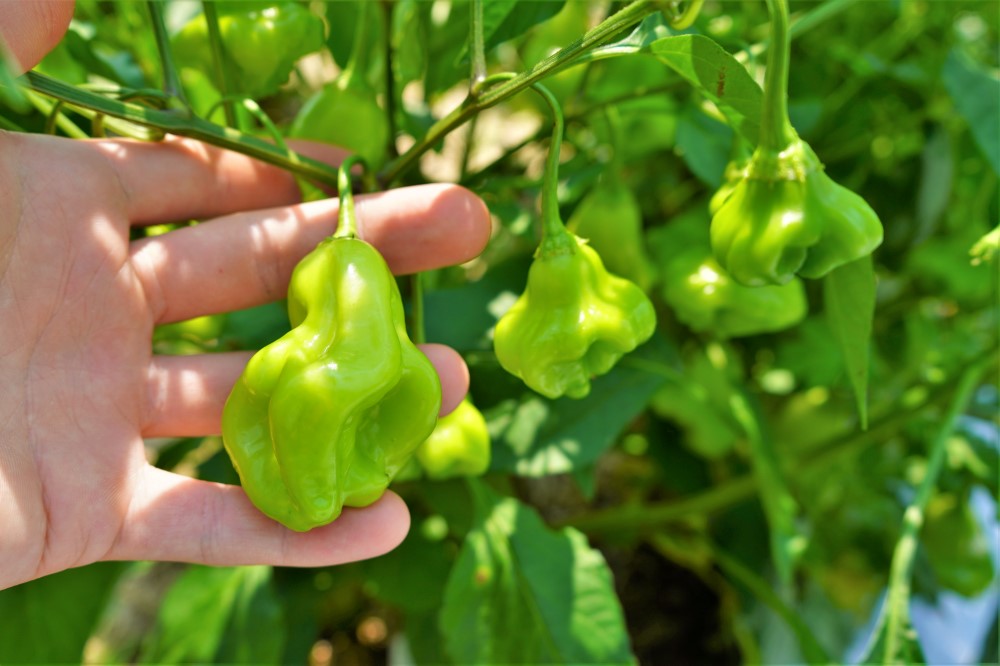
0, 1, 75, 74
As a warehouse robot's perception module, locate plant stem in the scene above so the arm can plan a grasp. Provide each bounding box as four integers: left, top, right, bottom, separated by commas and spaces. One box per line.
146, 0, 187, 107
879, 361, 989, 662
711, 545, 831, 665
202, 1, 237, 128
380, 0, 399, 161
334, 155, 368, 239
381, 0, 659, 184
470, 0, 488, 94
759, 0, 796, 152
25, 71, 340, 187
411, 273, 426, 346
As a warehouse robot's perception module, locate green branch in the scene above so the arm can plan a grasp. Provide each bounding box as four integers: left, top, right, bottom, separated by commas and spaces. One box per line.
23, 71, 340, 188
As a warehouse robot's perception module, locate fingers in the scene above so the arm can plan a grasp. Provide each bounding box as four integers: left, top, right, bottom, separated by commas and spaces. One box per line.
0, 0, 74, 73
106, 466, 410, 567
130, 183, 490, 325
88, 137, 349, 225
143, 344, 470, 437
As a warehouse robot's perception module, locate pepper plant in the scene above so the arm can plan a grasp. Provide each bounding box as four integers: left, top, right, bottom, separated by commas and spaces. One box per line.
1, 0, 998, 664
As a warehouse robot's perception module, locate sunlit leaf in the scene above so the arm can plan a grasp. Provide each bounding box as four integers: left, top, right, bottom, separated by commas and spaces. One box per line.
824, 256, 877, 428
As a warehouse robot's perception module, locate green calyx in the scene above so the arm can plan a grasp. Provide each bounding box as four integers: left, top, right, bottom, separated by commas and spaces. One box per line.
221, 160, 439, 531
494, 232, 656, 399
414, 399, 492, 480
710, 138, 884, 286
661, 246, 806, 338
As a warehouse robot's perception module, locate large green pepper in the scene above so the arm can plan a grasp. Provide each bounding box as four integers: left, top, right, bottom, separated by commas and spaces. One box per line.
173, 2, 324, 98
414, 399, 491, 479
494, 229, 656, 399
568, 172, 657, 293
222, 176, 440, 530
661, 246, 806, 338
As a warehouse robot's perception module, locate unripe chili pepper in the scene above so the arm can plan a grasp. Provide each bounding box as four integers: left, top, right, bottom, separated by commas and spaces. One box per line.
414, 399, 492, 479
221, 159, 440, 531
710, 0, 882, 287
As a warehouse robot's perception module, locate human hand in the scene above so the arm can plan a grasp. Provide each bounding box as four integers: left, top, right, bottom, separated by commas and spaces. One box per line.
0, 6, 491, 591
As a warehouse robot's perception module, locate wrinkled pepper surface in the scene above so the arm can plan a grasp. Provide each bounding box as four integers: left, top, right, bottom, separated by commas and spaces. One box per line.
661, 246, 806, 338
494, 229, 656, 399
710, 140, 884, 286
414, 399, 492, 479
222, 236, 441, 531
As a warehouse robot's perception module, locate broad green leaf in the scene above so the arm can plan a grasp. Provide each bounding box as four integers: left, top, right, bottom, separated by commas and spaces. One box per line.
140, 565, 284, 664
651, 34, 763, 146
675, 100, 734, 188
487, 334, 678, 476
943, 49, 1000, 177
0, 562, 124, 664
823, 256, 877, 428
362, 518, 454, 614
440, 481, 635, 665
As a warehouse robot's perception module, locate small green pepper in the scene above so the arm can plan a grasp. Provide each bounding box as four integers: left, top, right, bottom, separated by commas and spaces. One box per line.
414, 399, 492, 479
568, 172, 657, 293
494, 229, 656, 399
710, 0, 882, 287
661, 247, 806, 338
710, 140, 883, 286
173, 2, 324, 98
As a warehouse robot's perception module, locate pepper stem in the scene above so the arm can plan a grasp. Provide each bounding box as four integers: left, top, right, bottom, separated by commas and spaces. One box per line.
339, 0, 372, 91
334, 155, 369, 239
758, 0, 797, 152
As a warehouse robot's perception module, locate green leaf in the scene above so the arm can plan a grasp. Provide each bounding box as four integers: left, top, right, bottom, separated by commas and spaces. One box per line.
0, 562, 124, 664
650, 34, 763, 146
440, 481, 635, 664
823, 256, 877, 428
140, 565, 285, 664
486, 334, 677, 476
943, 49, 1000, 177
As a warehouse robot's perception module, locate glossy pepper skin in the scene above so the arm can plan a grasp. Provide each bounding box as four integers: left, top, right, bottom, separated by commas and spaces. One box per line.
494, 230, 656, 399
222, 237, 441, 531
662, 247, 806, 338
710, 135, 883, 288
173, 2, 324, 98
414, 399, 491, 479
568, 175, 657, 293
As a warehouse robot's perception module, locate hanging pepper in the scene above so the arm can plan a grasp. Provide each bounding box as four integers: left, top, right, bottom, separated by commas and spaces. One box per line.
661, 247, 806, 338
289, 0, 389, 169
221, 159, 440, 531
709, 0, 882, 287
491, 79, 655, 399
414, 399, 492, 479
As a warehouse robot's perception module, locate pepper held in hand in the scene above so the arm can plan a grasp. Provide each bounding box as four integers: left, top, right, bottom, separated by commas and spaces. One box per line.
221, 160, 440, 531
494, 229, 656, 399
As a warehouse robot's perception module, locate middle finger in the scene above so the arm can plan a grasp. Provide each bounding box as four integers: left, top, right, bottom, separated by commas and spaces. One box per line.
130, 184, 490, 325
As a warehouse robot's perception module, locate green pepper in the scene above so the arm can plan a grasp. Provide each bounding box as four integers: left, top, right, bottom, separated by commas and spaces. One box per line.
414, 399, 491, 479
568, 172, 657, 293
661, 246, 806, 338
173, 2, 324, 98
289, 0, 389, 169
710, 140, 883, 286
710, 0, 882, 287
221, 160, 440, 531
494, 229, 656, 399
